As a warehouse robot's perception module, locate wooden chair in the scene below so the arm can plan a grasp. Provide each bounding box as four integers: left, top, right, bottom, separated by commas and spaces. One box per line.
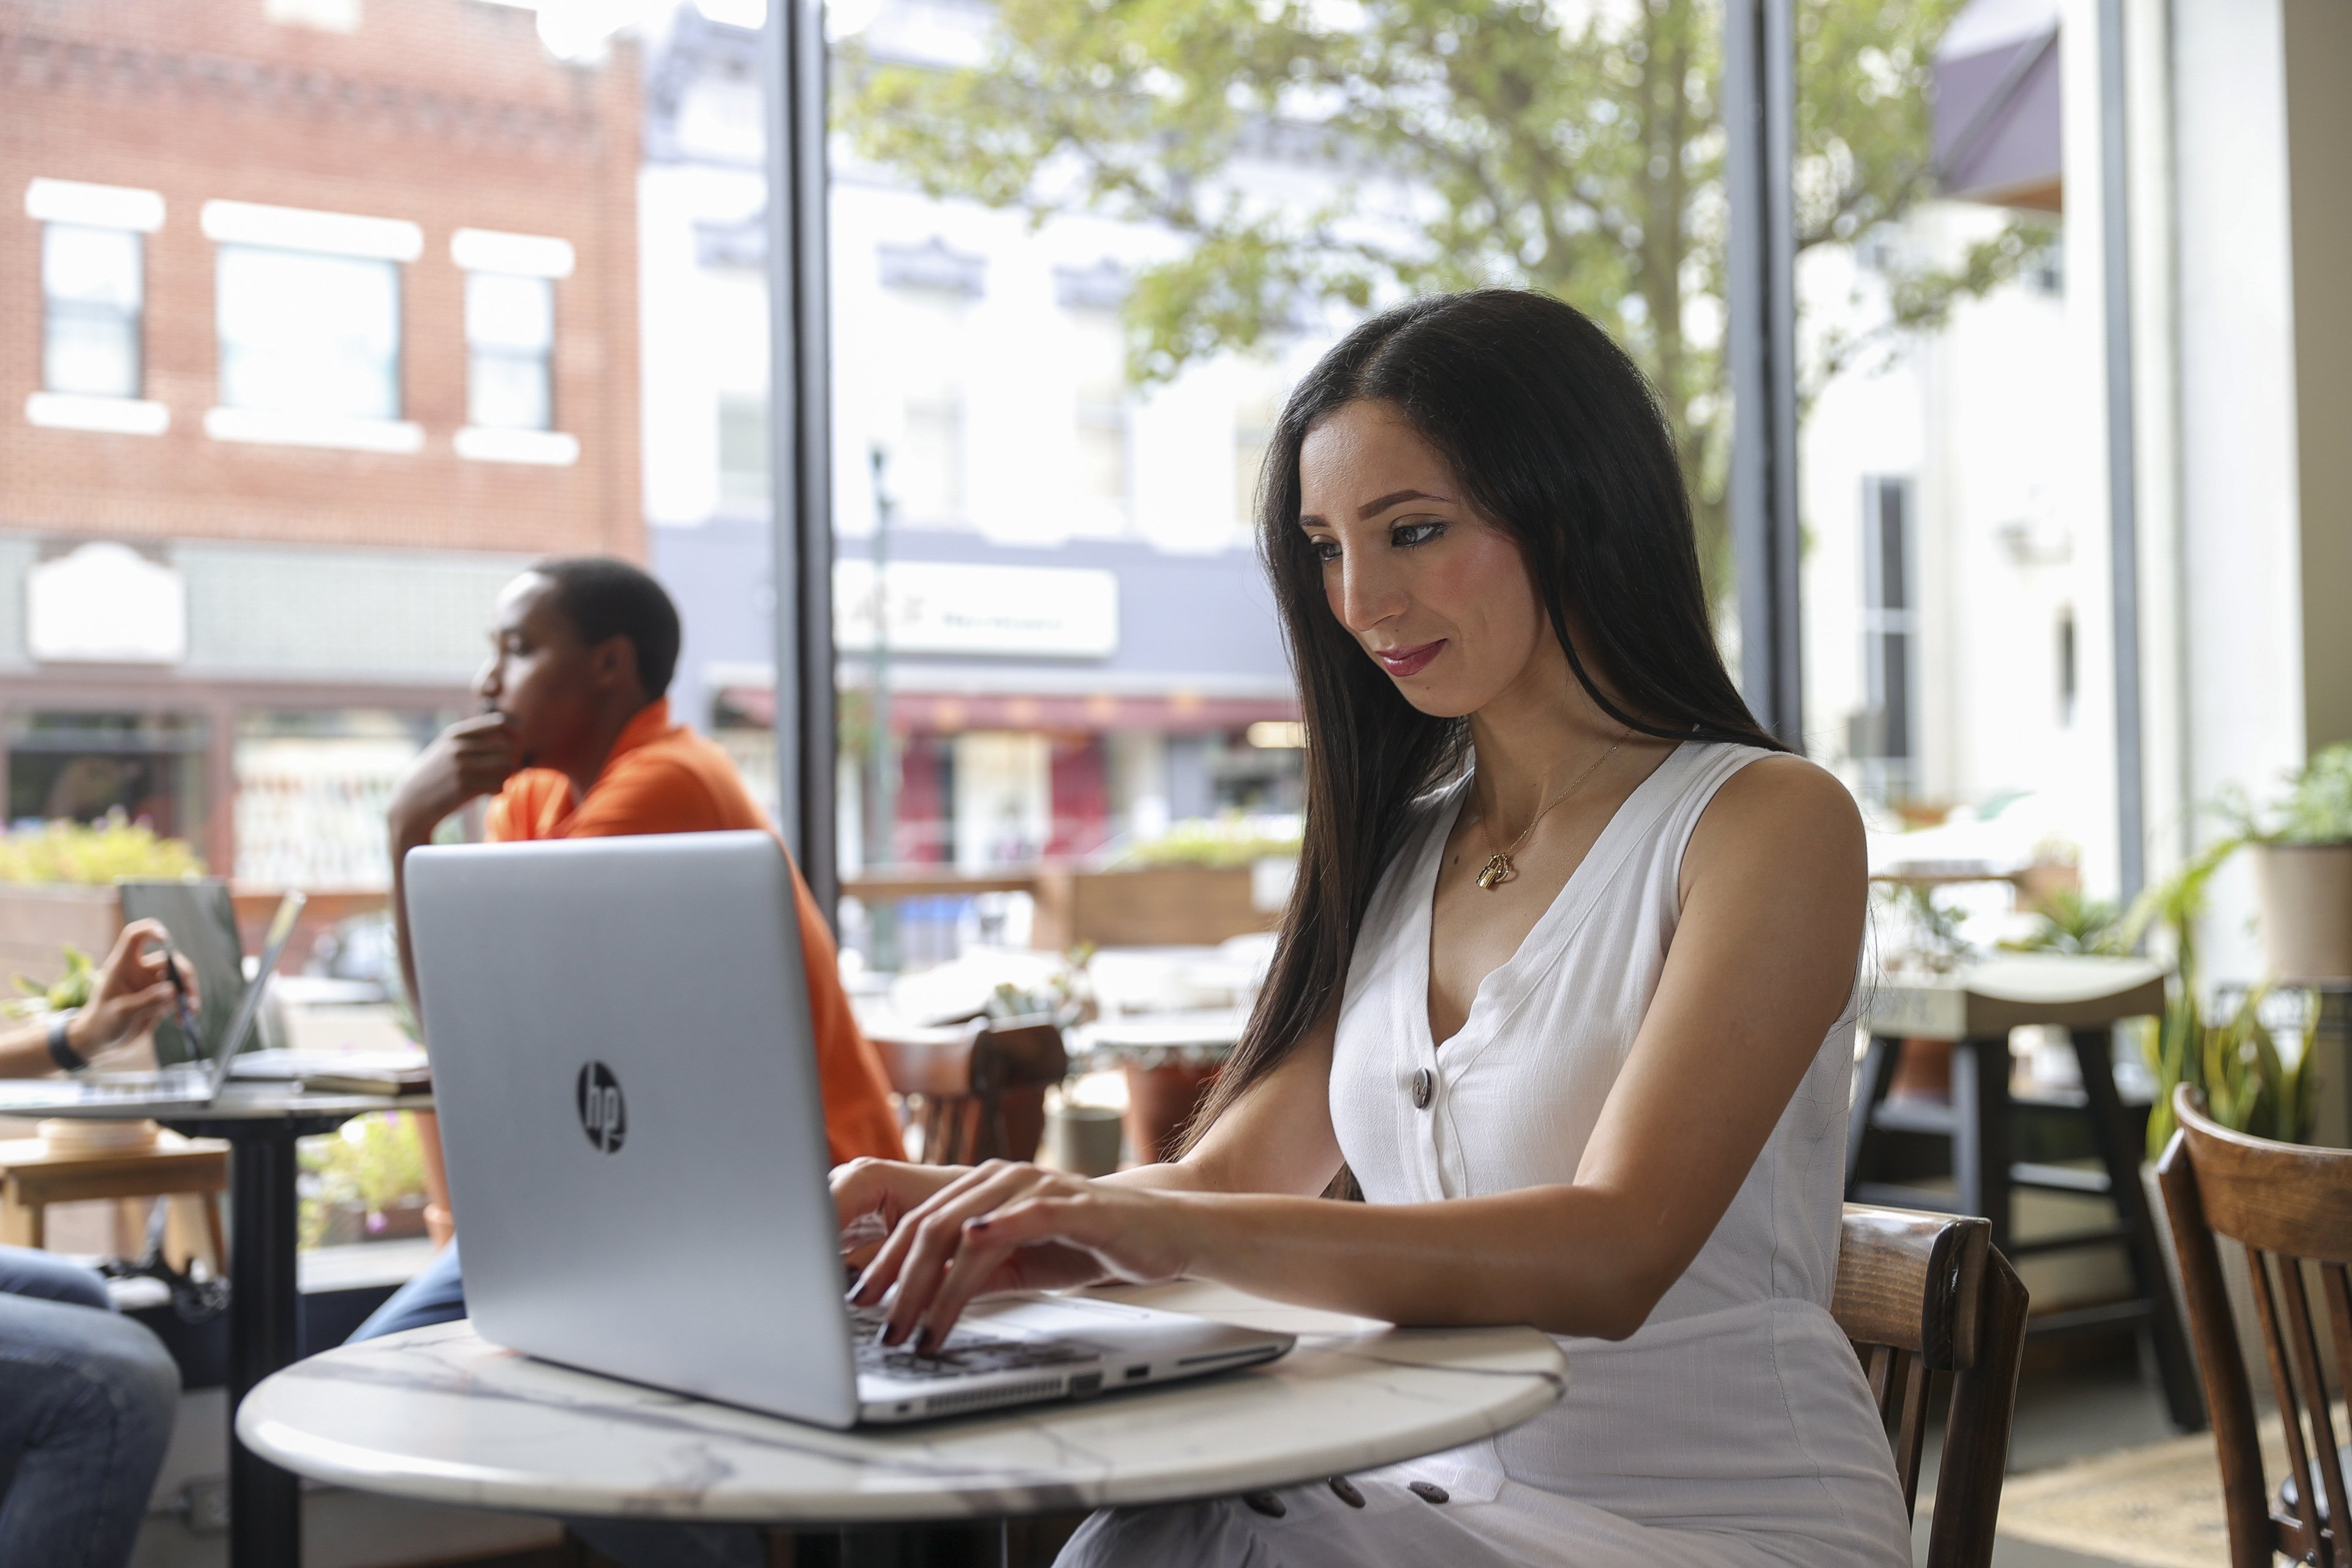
2157, 1086, 2352, 1567
865, 1015, 1068, 1166
1832, 1204, 2031, 1567
0, 1131, 229, 1271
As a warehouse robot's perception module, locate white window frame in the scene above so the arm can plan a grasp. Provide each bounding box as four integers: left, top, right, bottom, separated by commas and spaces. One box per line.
451, 228, 577, 465
24, 179, 169, 435
202, 200, 421, 452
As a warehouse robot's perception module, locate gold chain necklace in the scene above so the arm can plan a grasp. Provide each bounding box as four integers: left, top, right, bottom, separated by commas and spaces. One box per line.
1473, 731, 1629, 890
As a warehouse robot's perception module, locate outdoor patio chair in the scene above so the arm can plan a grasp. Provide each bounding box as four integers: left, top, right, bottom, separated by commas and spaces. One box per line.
866, 1014, 1068, 1166
1832, 1204, 2030, 1568
2157, 1086, 2352, 1567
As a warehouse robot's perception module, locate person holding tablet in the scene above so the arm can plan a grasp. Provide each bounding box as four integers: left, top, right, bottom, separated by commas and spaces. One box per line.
834, 292, 1910, 1567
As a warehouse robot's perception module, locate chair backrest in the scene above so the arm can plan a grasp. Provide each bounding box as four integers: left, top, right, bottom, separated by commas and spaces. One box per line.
867, 1016, 1068, 1166
1831, 1204, 2030, 1568
2158, 1085, 2352, 1567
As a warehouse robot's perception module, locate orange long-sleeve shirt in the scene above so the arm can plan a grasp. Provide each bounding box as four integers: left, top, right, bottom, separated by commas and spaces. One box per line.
484, 699, 905, 1164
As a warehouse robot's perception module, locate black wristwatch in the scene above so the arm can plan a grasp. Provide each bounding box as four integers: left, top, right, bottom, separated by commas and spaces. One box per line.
47, 1011, 88, 1074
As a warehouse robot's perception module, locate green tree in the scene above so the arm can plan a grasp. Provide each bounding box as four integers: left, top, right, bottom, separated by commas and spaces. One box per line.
841, 0, 2048, 585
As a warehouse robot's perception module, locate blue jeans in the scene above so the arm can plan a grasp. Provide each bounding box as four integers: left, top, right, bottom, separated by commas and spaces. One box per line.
349, 1238, 469, 1341
349, 1239, 764, 1567
0, 1246, 180, 1568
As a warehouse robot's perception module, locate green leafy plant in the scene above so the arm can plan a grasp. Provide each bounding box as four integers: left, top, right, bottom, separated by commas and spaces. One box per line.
1117, 816, 1303, 870
2219, 742, 2352, 845
0, 812, 203, 885
987, 943, 1097, 1028
298, 1112, 430, 1249
1877, 882, 1973, 974
7, 944, 96, 1016
2000, 888, 2124, 956
841, 0, 2043, 588
2122, 837, 2316, 1157
2191, 986, 2313, 1147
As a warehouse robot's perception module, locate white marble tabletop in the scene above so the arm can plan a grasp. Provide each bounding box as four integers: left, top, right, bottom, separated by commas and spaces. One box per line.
236, 1280, 1568, 1524
0, 1083, 430, 1123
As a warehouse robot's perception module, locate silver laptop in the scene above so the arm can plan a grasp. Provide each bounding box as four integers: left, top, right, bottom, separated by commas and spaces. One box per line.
0, 891, 307, 1112
403, 831, 1292, 1429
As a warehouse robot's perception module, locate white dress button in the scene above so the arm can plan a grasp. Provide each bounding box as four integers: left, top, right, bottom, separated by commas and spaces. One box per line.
1411, 1068, 1433, 1109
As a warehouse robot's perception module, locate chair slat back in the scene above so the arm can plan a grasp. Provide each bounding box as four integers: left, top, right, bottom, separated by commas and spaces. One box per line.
2161, 1090, 2352, 1567
870, 1016, 1068, 1166
1832, 1204, 2028, 1568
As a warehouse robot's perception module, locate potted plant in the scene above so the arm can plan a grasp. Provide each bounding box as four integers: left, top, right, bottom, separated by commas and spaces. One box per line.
2233, 744, 2352, 983
2119, 842, 2320, 1405
1875, 883, 1975, 1101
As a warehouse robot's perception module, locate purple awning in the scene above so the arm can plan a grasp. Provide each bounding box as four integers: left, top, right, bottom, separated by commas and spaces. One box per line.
1934, 0, 2064, 210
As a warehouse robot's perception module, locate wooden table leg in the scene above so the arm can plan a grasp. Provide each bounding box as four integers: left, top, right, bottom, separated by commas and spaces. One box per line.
1951, 1036, 2012, 1258
2071, 1026, 2207, 1430
1845, 1033, 1898, 1197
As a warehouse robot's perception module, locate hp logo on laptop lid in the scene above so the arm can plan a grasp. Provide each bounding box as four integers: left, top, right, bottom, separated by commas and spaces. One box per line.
576, 1061, 626, 1154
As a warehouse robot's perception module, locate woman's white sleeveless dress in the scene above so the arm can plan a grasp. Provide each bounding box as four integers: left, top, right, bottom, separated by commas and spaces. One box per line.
1058, 742, 1912, 1568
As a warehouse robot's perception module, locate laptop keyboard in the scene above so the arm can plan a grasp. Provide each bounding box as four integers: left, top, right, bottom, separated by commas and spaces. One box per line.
848, 1306, 1098, 1382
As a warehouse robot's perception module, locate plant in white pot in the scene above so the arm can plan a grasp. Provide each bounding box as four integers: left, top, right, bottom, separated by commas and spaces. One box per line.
2113, 844, 2321, 1408
2228, 743, 2352, 984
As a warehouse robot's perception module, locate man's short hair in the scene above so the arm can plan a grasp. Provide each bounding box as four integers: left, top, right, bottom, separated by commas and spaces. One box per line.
530, 557, 682, 701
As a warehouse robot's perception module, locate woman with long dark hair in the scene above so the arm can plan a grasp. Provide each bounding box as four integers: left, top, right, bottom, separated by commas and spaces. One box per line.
836, 290, 1911, 1566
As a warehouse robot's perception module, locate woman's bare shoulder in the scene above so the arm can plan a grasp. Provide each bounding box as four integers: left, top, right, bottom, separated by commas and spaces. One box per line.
1682, 752, 1864, 894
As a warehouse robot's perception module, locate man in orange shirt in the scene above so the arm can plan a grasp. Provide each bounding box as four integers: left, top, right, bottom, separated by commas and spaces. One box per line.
353, 558, 902, 1340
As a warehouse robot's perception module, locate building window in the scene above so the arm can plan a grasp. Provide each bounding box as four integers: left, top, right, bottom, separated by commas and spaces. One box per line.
466, 271, 554, 431
451, 227, 576, 464
2057, 606, 2078, 727
887, 285, 970, 524
216, 245, 402, 419
23, 179, 167, 433
1069, 307, 1129, 526
202, 199, 421, 451
43, 224, 143, 400
1855, 475, 1916, 802
717, 393, 770, 508
876, 239, 982, 527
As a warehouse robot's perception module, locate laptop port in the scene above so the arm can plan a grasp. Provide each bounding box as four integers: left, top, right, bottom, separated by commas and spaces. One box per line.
1069, 1372, 1104, 1396
1124, 1364, 1148, 1381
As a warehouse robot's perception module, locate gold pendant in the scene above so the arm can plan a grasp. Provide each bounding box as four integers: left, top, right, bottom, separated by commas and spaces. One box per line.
1476, 853, 1515, 890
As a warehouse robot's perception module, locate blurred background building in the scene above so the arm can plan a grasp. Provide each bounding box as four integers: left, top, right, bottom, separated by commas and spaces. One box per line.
0, 0, 641, 884
638, 3, 1306, 903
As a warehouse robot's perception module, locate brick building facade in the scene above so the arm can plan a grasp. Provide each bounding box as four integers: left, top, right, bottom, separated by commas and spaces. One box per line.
0, 0, 639, 880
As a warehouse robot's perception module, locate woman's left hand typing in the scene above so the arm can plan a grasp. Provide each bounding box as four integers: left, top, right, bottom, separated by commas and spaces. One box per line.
848, 1161, 1202, 1354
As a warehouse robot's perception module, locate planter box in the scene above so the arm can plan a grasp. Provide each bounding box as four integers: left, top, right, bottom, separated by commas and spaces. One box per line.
0, 883, 122, 990
1034, 866, 1277, 951
2255, 842, 2352, 984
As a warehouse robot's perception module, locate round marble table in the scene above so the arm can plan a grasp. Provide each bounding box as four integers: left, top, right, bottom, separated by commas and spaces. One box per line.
236, 1280, 1567, 1528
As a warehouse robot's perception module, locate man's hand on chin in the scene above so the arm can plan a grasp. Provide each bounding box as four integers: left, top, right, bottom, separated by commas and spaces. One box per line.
391, 712, 522, 847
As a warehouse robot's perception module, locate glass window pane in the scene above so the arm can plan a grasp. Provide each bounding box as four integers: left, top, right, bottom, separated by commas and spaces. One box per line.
42, 224, 141, 310
43, 307, 140, 398
217, 245, 401, 420
468, 350, 551, 431
466, 271, 554, 352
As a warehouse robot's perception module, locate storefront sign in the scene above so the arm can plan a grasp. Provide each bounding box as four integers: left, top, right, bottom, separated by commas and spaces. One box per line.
834, 560, 1118, 658
27, 542, 187, 664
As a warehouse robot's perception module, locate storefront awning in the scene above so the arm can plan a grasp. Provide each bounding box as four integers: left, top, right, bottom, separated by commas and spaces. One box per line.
1934, 0, 2063, 211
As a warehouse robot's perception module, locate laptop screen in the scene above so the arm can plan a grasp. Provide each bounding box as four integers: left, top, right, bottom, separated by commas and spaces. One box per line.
200, 891, 307, 1097
117, 880, 243, 1068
